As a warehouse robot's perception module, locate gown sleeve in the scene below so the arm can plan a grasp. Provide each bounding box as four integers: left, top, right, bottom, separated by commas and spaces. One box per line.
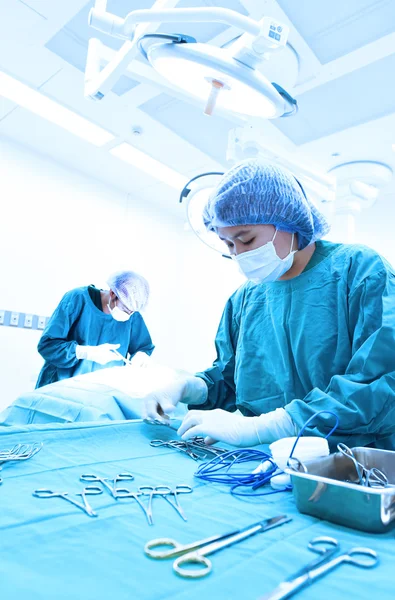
127, 313, 155, 357
37, 291, 81, 368
193, 298, 239, 412
285, 264, 395, 446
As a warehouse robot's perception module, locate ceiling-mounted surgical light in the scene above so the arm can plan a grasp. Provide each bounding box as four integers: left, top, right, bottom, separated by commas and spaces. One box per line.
179, 172, 231, 257
141, 40, 294, 118
86, 3, 297, 119
328, 160, 393, 211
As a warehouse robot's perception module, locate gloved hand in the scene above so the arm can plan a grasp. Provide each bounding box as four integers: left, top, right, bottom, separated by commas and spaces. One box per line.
76, 343, 121, 365
129, 351, 151, 368
177, 408, 296, 447
142, 375, 208, 423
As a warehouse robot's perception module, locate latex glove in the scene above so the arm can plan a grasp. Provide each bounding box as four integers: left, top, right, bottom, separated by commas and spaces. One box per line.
129, 351, 151, 368
177, 408, 296, 447
76, 343, 121, 365
142, 376, 208, 423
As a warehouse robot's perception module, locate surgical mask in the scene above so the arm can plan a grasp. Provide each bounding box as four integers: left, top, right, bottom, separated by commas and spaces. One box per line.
107, 300, 131, 322
234, 230, 296, 283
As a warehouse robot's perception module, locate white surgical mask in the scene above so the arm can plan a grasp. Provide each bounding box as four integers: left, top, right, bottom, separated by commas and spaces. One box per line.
107, 299, 131, 322
234, 230, 296, 283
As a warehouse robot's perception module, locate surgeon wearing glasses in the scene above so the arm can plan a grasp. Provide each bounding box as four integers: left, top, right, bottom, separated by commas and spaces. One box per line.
143, 159, 395, 451
36, 270, 154, 388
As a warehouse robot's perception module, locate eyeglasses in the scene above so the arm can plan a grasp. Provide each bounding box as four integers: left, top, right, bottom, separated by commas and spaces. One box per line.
115, 297, 133, 316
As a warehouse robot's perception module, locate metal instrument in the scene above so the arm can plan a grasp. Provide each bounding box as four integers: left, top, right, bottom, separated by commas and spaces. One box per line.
110, 348, 133, 366
145, 514, 291, 578
148, 485, 192, 522
111, 472, 135, 498
143, 418, 182, 432
80, 472, 134, 499
260, 536, 378, 599
150, 438, 229, 461
0, 442, 43, 462
33, 486, 103, 517
189, 437, 229, 457
150, 440, 201, 461
287, 446, 395, 533
116, 489, 154, 525
0, 442, 43, 484
337, 443, 389, 487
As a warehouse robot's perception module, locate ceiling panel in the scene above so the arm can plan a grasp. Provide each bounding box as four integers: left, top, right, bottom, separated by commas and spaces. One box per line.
155, 0, 248, 42
16, 0, 89, 20
44, 1, 144, 96
0, 98, 17, 122
278, 0, 395, 64
273, 52, 395, 145
0, 109, 187, 218
0, 0, 46, 43
140, 92, 235, 163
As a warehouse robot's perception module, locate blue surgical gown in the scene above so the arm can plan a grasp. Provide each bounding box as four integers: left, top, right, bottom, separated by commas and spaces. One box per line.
36, 286, 154, 388
196, 241, 395, 449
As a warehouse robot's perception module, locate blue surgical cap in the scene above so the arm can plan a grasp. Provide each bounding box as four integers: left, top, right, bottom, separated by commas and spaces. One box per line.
203, 159, 330, 249
107, 271, 150, 312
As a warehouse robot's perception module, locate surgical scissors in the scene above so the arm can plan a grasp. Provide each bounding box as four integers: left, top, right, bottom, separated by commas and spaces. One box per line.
145, 514, 291, 578
337, 443, 389, 488
281, 537, 339, 579
33, 486, 103, 517
260, 536, 378, 599
150, 485, 192, 522
80, 472, 135, 499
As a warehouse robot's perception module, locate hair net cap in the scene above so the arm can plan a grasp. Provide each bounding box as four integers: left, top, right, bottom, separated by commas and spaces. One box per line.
203, 159, 330, 250
107, 270, 150, 312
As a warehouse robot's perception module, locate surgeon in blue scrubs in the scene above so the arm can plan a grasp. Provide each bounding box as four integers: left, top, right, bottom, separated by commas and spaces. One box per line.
143, 159, 395, 450
36, 270, 154, 388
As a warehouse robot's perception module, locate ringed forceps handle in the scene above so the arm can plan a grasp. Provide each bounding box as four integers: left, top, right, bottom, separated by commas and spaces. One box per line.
309, 547, 378, 582
33, 489, 94, 517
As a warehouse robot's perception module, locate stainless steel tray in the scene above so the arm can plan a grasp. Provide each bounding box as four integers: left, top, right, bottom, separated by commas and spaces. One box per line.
286, 446, 395, 533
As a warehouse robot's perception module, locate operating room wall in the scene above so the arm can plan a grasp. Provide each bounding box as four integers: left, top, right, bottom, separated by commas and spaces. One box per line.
328, 192, 395, 266
0, 136, 242, 409
352, 193, 395, 266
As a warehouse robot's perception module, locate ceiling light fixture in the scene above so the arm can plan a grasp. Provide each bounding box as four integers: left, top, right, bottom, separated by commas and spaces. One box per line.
110, 142, 188, 189
0, 71, 114, 147
86, 2, 297, 119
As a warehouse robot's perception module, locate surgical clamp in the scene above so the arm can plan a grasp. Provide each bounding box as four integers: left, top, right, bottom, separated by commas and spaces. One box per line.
337, 443, 389, 488
80, 472, 135, 499
149, 485, 192, 522
116, 490, 153, 525
150, 440, 201, 461
33, 486, 103, 517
